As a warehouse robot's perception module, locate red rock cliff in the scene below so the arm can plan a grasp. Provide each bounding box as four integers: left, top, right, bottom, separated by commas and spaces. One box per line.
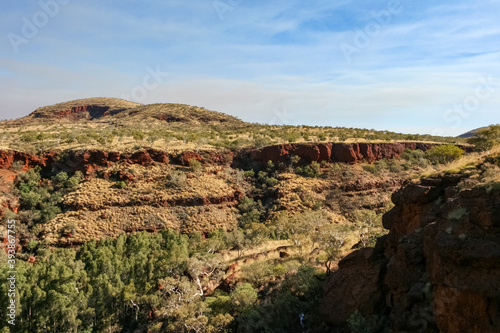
234, 142, 470, 167
320, 175, 500, 332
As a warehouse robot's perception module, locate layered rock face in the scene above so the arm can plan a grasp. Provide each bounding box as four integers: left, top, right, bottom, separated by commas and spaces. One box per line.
0, 142, 467, 176
0, 149, 232, 176
32, 105, 115, 120
234, 142, 470, 167
321, 175, 500, 332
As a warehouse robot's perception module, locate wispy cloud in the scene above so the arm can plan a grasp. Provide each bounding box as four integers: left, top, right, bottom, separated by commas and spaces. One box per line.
0, 0, 498, 135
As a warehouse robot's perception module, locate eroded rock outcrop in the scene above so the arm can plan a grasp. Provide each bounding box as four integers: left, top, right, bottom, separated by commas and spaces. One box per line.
0, 142, 469, 176
234, 142, 470, 167
0, 149, 233, 175
320, 175, 500, 332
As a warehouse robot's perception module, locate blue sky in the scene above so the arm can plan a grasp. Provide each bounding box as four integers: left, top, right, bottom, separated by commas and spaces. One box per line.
1, 0, 499, 136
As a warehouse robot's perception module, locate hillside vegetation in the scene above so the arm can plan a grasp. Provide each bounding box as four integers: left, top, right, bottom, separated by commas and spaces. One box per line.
0, 98, 463, 153
0, 100, 497, 332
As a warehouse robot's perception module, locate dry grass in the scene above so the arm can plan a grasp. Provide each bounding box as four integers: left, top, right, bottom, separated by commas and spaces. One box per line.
420, 146, 500, 178
41, 164, 246, 244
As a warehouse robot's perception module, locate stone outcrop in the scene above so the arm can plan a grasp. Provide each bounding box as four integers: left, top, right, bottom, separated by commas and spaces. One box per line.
0, 142, 470, 176
320, 175, 500, 332
26, 98, 139, 121
234, 142, 471, 167
32, 105, 116, 120
0, 149, 233, 175
0, 150, 55, 171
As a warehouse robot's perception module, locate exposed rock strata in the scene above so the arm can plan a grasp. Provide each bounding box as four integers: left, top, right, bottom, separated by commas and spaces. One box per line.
0, 142, 469, 175
0, 142, 470, 220
320, 175, 500, 333
233, 142, 471, 167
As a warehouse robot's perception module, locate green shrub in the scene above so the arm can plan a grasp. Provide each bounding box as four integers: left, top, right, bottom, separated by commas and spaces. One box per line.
40, 204, 62, 223
242, 261, 274, 287
115, 181, 127, 189
296, 161, 321, 177
64, 171, 84, 190
230, 283, 258, 310
132, 130, 145, 141
20, 191, 43, 209
402, 149, 426, 162
188, 159, 202, 172
374, 159, 388, 171
243, 170, 255, 178
388, 161, 402, 173
426, 145, 465, 164
282, 131, 300, 143
20, 132, 38, 142
237, 197, 264, 227
52, 171, 69, 185
257, 171, 278, 188
14, 166, 85, 226
363, 164, 379, 175
273, 264, 288, 278
16, 166, 42, 192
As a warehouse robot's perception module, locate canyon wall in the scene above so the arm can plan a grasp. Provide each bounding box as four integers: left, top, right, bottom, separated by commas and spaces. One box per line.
0, 142, 469, 174
320, 174, 500, 332
233, 142, 471, 168
0, 142, 470, 222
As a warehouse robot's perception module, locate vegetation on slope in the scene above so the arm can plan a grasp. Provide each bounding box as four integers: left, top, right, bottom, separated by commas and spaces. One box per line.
0, 140, 483, 332
0, 100, 497, 332
0, 98, 464, 153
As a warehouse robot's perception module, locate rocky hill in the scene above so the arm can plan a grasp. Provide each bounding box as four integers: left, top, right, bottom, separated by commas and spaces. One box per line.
18, 97, 245, 127
0, 98, 464, 154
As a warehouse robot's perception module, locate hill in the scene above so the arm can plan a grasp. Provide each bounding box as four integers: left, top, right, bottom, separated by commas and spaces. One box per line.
20, 97, 244, 127
0, 98, 464, 154
458, 125, 492, 138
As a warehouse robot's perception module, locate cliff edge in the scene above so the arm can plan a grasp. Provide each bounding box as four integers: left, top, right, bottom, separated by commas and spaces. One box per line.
321, 157, 500, 332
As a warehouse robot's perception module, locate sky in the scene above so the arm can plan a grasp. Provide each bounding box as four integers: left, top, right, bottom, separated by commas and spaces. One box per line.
0, 0, 499, 136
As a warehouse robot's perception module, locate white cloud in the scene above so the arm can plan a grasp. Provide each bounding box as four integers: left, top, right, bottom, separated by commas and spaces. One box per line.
0, 0, 499, 135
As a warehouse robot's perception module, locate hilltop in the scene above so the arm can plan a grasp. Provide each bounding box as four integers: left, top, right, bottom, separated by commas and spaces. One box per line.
0, 98, 464, 154
458, 125, 496, 139
17, 97, 245, 127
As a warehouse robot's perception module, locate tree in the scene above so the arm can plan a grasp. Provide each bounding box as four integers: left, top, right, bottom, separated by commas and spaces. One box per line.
467, 125, 500, 151
242, 262, 274, 287
237, 197, 263, 228
230, 283, 258, 310
314, 226, 345, 275
226, 229, 250, 258
268, 211, 290, 240
186, 253, 225, 297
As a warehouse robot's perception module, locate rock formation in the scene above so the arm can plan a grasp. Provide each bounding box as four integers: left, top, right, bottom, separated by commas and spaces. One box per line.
234, 142, 471, 167
321, 174, 500, 332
